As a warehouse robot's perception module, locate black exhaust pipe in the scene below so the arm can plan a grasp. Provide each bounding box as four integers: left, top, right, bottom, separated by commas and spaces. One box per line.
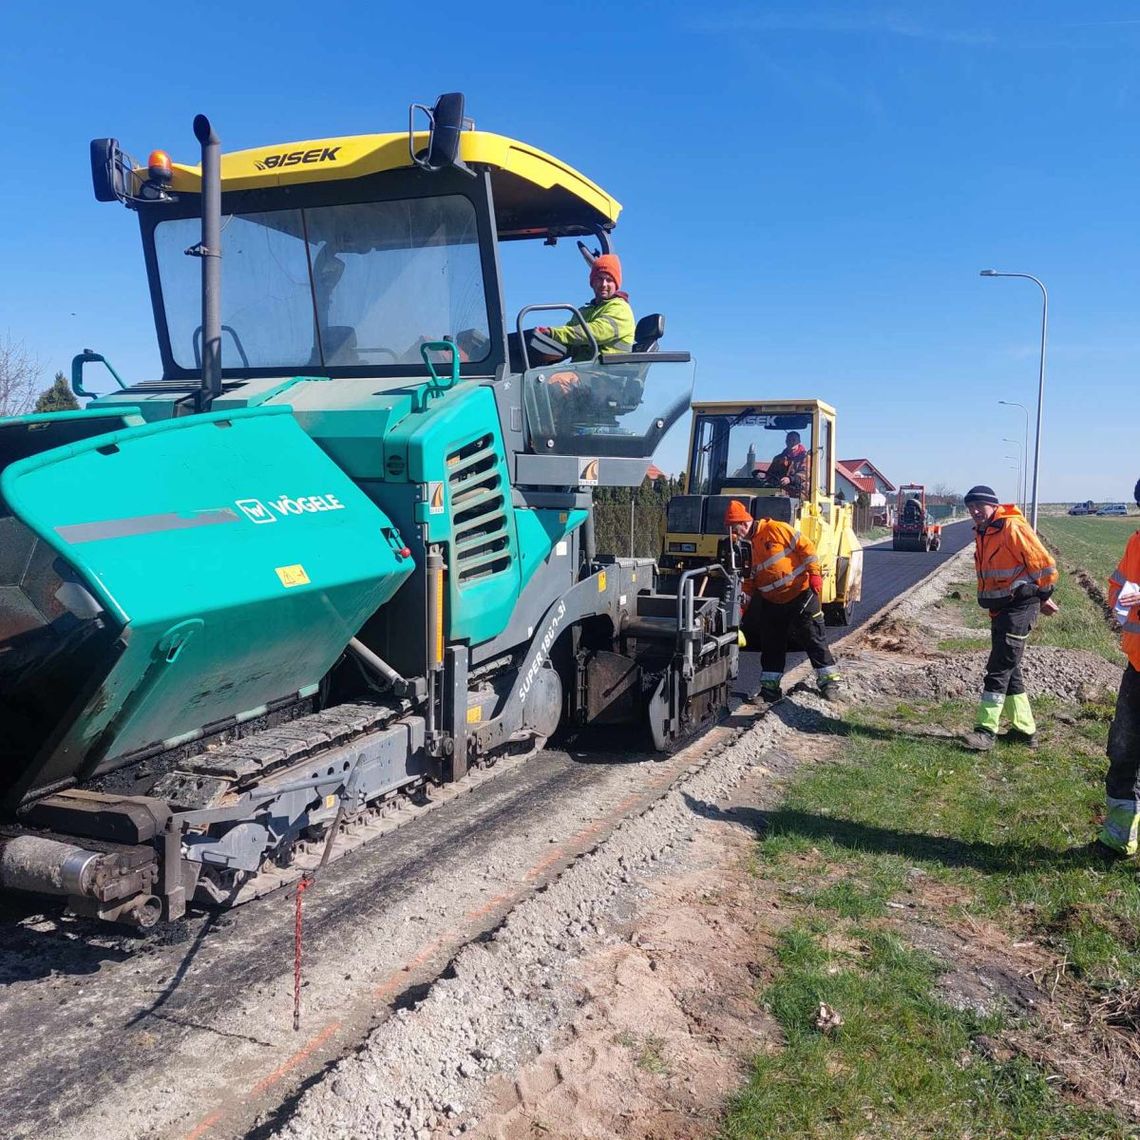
193, 114, 222, 408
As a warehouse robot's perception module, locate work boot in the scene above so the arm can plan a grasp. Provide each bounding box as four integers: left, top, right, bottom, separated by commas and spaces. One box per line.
758, 683, 782, 704
820, 682, 841, 702
962, 727, 996, 752
1000, 727, 1038, 749
1091, 839, 1131, 864
1100, 800, 1140, 857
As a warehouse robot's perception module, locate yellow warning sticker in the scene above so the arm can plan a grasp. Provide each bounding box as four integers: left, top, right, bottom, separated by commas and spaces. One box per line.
466, 705, 483, 724
275, 564, 310, 588
324, 794, 337, 809
598, 570, 607, 592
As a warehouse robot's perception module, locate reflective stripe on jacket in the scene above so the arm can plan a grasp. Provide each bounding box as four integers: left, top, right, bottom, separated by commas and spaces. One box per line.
745, 518, 820, 605
546, 296, 635, 360
973, 504, 1058, 615
1110, 530, 1140, 670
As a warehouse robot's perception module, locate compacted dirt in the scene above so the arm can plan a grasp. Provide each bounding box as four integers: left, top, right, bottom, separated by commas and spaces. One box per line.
268, 547, 1134, 1140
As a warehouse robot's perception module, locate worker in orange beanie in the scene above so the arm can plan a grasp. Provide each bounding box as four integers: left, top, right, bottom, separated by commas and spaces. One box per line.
724, 499, 841, 703
531, 252, 635, 364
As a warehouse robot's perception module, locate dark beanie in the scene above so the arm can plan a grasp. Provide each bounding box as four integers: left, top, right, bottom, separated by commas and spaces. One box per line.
964, 485, 999, 506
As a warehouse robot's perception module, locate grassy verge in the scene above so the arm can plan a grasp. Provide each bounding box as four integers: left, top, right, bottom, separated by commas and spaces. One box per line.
722, 521, 1137, 1137
1039, 516, 1136, 588
723, 700, 1137, 1138
860, 526, 893, 544
936, 566, 1121, 662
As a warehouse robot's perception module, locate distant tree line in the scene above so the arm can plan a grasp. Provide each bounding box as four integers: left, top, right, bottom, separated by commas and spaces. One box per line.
927, 483, 964, 506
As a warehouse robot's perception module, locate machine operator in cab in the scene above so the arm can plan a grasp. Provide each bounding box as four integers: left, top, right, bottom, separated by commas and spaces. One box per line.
529, 253, 635, 375
725, 499, 842, 704
764, 431, 810, 499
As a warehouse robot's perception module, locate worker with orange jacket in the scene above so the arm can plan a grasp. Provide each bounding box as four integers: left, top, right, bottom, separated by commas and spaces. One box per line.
1096, 479, 1140, 858
962, 486, 1059, 751
724, 500, 841, 703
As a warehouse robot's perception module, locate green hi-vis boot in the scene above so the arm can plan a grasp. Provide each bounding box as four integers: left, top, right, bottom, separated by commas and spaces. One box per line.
816, 666, 842, 701
1001, 692, 1037, 747
757, 671, 783, 704
1099, 798, 1140, 858
965, 691, 1003, 750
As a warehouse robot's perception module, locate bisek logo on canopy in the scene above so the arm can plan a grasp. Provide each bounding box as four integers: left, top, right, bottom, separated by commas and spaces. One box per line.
253, 146, 341, 171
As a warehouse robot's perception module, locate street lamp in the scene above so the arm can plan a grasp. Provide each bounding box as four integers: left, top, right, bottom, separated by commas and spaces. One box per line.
1002, 438, 1023, 512
998, 400, 1030, 516
981, 270, 1048, 530
1005, 456, 1021, 507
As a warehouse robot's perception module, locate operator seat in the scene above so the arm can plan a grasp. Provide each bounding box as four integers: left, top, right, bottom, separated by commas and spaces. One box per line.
314, 325, 360, 367
596, 313, 667, 417
632, 313, 665, 353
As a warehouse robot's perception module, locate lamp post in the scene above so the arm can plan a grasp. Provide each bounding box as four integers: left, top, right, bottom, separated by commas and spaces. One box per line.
1005, 456, 1021, 507
981, 271, 1048, 530
998, 400, 1030, 516
1002, 438, 1023, 512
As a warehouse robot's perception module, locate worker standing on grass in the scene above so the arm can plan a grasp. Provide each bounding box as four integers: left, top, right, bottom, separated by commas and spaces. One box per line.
724, 500, 842, 703
1094, 478, 1140, 859
962, 486, 1059, 751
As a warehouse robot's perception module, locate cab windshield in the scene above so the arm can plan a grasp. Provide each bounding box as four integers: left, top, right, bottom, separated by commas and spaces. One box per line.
152, 194, 491, 373
689, 411, 824, 497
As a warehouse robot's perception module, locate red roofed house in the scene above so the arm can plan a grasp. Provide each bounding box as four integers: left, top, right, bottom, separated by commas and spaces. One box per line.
836, 459, 896, 522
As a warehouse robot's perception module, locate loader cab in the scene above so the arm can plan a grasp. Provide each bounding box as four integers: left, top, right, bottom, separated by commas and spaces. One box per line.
662, 399, 838, 570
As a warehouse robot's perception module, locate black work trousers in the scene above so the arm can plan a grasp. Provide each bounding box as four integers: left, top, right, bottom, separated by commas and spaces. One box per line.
1106, 664, 1140, 801
983, 600, 1040, 696
741, 588, 835, 676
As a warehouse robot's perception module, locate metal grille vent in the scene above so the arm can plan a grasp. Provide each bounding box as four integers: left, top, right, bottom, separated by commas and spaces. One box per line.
448, 434, 511, 584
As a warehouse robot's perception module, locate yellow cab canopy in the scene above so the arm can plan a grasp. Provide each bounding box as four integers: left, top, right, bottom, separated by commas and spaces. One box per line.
153, 130, 621, 243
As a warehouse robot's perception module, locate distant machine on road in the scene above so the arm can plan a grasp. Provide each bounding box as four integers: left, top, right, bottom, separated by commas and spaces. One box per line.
892, 484, 942, 552
1068, 500, 1097, 516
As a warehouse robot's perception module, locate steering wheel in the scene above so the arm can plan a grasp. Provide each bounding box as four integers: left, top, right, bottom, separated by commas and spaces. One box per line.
357, 346, 401, 363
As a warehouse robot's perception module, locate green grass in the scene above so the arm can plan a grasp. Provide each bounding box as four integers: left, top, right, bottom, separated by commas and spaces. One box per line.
938, 567, 1121, 663
614, 1030, 669, 1074
937, 635, 991, 651
861, 525, 893, 543
1041, 516, 1137, 589
724, 925, 1124, 1139
720, 511, 1140, 1138
764, 704, 1140, 981
722, 703, 1140, 1138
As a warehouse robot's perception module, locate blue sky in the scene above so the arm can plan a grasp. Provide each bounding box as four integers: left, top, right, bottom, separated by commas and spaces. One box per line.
2, 1, 1135, 502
